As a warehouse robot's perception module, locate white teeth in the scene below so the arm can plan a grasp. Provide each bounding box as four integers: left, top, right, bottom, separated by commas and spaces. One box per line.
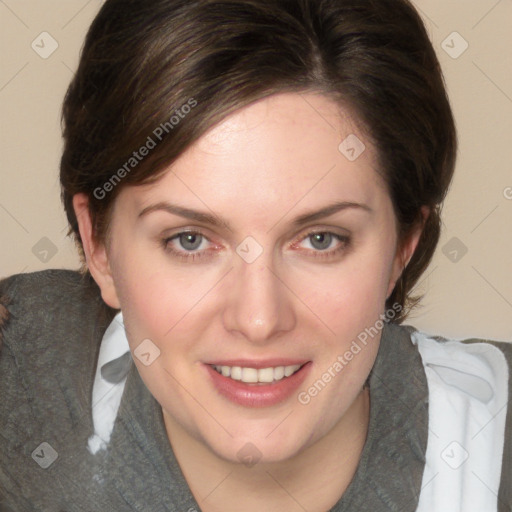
231, 366, 242, 381
284, 365, 297, 377
212, 364, 302, 383
257, 367, 274, 383
273, 366, 285, 380
242, 368, 258, 383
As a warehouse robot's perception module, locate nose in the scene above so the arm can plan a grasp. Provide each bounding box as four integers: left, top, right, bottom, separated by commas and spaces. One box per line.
222, 257, 296, 344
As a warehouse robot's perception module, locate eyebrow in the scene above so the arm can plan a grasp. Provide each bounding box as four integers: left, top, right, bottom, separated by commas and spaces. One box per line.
137, 200, 372, 230
291, 201, 372, 226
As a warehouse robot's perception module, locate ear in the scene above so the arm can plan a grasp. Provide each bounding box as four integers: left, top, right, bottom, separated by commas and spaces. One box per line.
386, 206, 430, 299
72, 193, 121, 309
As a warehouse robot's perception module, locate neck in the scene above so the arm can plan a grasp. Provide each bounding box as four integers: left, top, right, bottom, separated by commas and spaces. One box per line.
163, 386, 371, 512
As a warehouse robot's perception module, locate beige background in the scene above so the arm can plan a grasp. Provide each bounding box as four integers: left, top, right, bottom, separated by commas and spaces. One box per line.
1, 0, 511, 341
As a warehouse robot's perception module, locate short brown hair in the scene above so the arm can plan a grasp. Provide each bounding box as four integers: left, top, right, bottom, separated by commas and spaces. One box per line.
60, 0, 457, 323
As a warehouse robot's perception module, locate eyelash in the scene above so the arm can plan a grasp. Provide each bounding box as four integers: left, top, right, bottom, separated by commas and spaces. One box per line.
161, 230, 351, 262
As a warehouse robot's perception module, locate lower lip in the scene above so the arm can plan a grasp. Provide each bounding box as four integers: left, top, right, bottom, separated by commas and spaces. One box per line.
205, 362, 312, 408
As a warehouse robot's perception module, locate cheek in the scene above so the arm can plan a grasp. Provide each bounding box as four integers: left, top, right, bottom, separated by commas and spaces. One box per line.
299, 248, 395, 338
110, 261, 204, 405
108, 239, 189, 342
115, 272, 192, 341
110, 246, 224, 363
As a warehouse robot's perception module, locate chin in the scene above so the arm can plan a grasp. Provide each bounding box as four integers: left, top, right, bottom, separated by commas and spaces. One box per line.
202, 418, 319, 467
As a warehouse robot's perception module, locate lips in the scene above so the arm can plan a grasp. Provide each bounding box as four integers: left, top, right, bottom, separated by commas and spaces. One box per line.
204, 360, 312, 408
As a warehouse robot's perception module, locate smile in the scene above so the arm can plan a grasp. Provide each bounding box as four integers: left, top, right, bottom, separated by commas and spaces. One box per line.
211, 364, 302, 384
205, 361, 312, 407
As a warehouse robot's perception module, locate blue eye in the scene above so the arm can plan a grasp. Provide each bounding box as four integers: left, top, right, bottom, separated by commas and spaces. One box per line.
162, 231, 212, 261
296, 231, 351, 260
309, 232, 335, 250
177, 232, 203, 251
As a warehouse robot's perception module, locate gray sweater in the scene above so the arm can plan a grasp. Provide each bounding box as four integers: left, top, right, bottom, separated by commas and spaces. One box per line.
0, 270, 510, 511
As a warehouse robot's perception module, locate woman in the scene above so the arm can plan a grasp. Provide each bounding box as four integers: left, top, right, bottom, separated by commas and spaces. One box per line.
0, 0, 510, 510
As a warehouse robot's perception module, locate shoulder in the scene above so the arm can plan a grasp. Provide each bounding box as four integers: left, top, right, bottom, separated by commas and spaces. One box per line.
0, 268, 117, 386
0, 269, 119, 509
401, 326, 512, 510
402, 325, 511, 402
0, 268, 115, 352
403, 324, 512, 370
0, 268, 117, 451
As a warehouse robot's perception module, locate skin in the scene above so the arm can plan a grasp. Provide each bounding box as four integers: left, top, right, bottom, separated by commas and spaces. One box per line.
74, 92, 424, 512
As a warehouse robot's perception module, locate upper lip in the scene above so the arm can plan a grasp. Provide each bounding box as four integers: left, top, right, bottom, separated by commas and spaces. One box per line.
205, 359, 310, 369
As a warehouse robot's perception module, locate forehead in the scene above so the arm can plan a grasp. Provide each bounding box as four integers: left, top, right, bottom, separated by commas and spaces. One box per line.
194, 92, 370, 165
119, 92, 388, 220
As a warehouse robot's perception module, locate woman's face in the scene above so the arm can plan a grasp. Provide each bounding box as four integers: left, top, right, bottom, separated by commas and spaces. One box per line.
98, 92, 412, 463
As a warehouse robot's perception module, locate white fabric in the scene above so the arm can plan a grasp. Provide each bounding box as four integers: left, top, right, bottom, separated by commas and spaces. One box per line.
412, 331, 509, 512
87, 312, 131, 455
